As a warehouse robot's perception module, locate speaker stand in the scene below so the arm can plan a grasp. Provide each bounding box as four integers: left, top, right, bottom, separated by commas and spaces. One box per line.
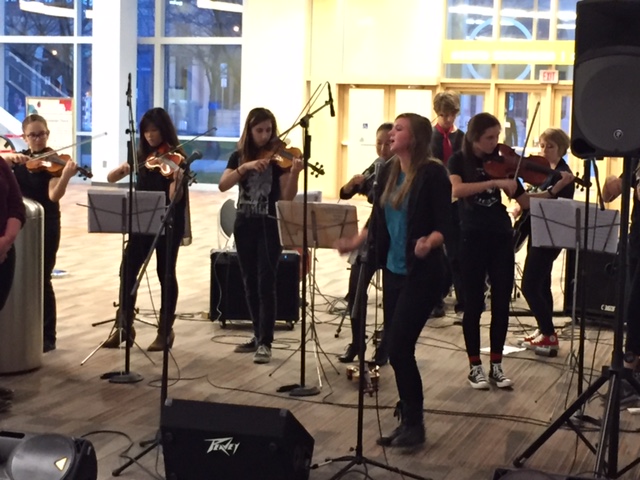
513, 157, 640, 477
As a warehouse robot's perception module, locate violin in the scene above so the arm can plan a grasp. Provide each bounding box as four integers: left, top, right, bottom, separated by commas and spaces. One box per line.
483, 144, 589, 189
261, 139, 325, 178
145, 143, 185, 177
26, 148, 93, 179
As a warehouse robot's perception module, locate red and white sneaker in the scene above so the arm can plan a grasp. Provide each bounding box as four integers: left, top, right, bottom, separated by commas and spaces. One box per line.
517, 329, 540, 346
523, 332, 559, 356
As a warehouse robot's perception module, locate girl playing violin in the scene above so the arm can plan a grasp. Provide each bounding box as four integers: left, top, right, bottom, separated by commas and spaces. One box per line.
219, 107, 303, 364
519, 128, 575, 355
2, 114, 78, 353
447, 112, 528, 390
104, 107, 187, 352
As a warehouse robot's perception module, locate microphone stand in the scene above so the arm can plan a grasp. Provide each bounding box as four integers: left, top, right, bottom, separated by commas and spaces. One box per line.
101, 73, 144, 383
112, 155, 196, 477
275, 86, 332, 397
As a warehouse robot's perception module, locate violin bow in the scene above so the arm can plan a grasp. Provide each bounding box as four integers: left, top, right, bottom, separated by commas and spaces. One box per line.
513, 101, 541, 180
150, 125, 218, 162
31, 132, 108, 160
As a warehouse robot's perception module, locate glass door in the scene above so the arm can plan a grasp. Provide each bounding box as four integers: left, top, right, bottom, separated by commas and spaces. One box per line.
496, 88, 548, 153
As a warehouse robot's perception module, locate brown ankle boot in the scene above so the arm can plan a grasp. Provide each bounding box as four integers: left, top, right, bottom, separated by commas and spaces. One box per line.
147, 329, 175, 352
102, 325, 136, 349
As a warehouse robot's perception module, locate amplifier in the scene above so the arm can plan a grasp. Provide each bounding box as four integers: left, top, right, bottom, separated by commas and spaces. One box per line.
563, 249, 618, 326
210, 249, 300, 328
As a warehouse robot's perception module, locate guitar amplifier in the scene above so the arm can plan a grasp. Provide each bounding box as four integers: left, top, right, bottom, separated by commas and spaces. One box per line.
210, 249, 300, 327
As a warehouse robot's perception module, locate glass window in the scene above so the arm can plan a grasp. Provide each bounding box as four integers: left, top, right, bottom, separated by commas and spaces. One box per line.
138, 0, 155, 37
498, 64, 532, 80
137, 45, 154, 124
165, 0, 242, 37
444, 64, 492, 80
458, 93, 484, 133
558, 0, 578, 41
81, 0, 93, 36
5, 44, 74, 106
77, 134, 93, 178
3, 0, 74, 36
447, 0, 495, 40
164, 44, 241, 138
183, 139, 237, 184
79, 44, 92, 132
500, 0, 534, 40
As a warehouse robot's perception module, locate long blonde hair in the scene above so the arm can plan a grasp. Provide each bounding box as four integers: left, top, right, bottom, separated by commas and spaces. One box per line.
380, 113, 438, 209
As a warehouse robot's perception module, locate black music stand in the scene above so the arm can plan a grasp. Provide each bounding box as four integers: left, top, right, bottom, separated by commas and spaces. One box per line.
273, 200, 358, 396
514, 161, 640, 479
80, 190, 166, 378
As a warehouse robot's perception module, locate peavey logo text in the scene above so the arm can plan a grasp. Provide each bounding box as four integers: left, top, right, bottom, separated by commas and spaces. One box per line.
205, 437, 240, 456
601, 304, 616, 313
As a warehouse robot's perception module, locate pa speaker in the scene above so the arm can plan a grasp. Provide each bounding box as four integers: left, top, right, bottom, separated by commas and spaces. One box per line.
571, 0, 640, 158
161, 398, 314, 480
0, 431, 97, 480
563, 249, 618, 325
209, 249, 300, 326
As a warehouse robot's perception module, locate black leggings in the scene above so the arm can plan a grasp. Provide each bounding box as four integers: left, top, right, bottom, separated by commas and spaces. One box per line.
521, 245, 561, 336
460, 230, 514, 358
120, 230, 181, 330
0, 246, 16, 311
384, 264, 442, 425
234, 215, 282, 347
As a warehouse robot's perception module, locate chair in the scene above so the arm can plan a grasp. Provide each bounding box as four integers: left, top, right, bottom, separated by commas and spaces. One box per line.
218, 198, 237, 249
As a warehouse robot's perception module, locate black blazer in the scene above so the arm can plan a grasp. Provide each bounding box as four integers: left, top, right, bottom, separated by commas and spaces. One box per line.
368, 159, 452, 277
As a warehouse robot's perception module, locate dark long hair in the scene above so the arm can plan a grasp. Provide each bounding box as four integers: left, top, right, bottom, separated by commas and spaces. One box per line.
237, 107, 279, 164
461, 112, 501, 158
380, 113, 438, 209
137, 107, 184, 159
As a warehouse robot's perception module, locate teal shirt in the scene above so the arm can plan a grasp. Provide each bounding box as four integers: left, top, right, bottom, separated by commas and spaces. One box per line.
384, 172, 408, 275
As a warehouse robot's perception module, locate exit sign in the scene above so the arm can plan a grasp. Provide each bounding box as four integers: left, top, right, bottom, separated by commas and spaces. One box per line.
539, 69, 559, 84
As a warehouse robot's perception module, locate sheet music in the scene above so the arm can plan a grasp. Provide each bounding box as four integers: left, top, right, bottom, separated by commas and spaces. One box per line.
86, 188, 166, 234
275, 201, 358, 249
530, 198, 619, 254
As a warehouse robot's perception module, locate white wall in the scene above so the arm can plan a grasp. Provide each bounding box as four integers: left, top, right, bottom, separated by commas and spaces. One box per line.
91, 0, 137, 183
307, 0, 446, 196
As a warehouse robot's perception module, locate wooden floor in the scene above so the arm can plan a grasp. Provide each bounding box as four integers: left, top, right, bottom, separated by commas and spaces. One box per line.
0, 182, 638, 480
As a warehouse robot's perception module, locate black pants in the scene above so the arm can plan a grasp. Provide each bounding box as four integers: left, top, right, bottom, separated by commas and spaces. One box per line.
460, 230, 513, 358
384, 263, 442, 425
521, 245, 561, 336
346, 256, 378, 346
120, 229, 181, 331
234, 216, 282, 347
0, 246, 16, 311
43, 216, 60, 345
444, 202, 464, 306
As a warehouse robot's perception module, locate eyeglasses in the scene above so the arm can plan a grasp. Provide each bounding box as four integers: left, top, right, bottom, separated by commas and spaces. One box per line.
25, 131, 48, 140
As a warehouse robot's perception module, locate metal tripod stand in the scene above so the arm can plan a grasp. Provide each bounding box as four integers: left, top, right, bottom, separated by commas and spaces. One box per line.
514, 157, 640, 478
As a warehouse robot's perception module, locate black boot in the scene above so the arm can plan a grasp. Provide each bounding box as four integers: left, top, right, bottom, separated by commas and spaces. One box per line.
392, 403, 425, 447
338, 343, 358, 363
377, 401, 404, 446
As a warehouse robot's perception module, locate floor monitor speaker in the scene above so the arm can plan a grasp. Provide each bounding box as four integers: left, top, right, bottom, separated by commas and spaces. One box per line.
563, 249, 618, 326
0, 431, 97, 480
161, 398, 314, 480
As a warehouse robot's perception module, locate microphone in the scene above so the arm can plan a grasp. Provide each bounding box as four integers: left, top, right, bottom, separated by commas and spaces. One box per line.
327, 82, 335, 117
126, 73, 131, 98
183, 150, 202, 168
372, 160, 382, 188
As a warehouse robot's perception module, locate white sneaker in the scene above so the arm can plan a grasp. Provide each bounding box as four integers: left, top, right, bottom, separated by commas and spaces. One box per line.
489, 363, 513, 388
253, 345, 272, 364
468, 365, 490, 390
